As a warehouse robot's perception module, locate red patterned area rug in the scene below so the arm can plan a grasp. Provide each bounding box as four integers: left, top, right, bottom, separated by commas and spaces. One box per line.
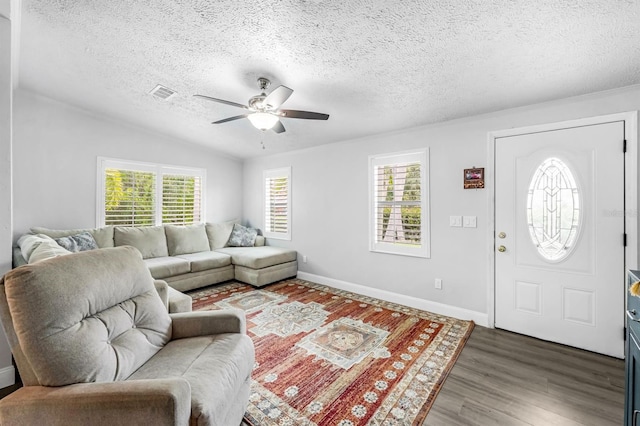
188, 278, 474, 426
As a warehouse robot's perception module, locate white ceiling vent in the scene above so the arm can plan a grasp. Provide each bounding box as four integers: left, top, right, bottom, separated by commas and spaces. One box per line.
149, 84, 177, 100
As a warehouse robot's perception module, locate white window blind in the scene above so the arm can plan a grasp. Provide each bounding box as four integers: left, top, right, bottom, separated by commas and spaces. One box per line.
264, 167, 291, 240
370, 150, 430, 258
104, 168, 156, 227
162, 174, 202, 225
98, 158, 206, 227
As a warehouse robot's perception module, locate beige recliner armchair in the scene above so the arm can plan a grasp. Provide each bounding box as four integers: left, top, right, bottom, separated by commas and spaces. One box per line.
0, 246, 255, 426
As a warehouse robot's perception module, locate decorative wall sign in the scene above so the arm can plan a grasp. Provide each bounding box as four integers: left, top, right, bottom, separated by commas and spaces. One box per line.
464, 167, 484, 189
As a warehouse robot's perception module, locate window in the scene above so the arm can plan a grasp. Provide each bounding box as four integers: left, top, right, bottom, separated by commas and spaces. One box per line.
527, 157, 581, 261
98, 158, 205, 227
264, 167, 291, 240
370, 149, 429, 258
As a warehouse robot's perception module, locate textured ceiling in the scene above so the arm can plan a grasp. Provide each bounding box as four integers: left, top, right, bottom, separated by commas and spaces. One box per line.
17, 0, 640, 159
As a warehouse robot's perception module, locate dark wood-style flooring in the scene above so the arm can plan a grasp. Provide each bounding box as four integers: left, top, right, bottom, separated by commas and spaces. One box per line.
3, 326, 624, 425
425, 326, 624, 425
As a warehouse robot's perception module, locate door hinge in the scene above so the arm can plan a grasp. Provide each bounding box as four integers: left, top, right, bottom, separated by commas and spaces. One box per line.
624, 139, 628, 153
624, 233, 628, 246
625, 326, 627, 341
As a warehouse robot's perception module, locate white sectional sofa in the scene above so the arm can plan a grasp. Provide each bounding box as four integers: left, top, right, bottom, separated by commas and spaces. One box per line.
14, 221, 298, 293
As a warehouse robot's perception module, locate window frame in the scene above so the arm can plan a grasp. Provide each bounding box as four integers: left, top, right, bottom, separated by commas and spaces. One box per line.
263, 166, 292, 241
369, 149, 430, 258
97, 157, 206, 227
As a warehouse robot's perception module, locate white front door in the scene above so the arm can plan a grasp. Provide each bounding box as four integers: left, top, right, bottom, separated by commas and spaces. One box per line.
495, 121, 625, 358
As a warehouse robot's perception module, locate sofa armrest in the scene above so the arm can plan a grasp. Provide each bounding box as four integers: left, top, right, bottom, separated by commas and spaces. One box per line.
0, 378, 191, 426
153, 279, 169, 310
12, 247, 27, 268
170, 309, 246, 339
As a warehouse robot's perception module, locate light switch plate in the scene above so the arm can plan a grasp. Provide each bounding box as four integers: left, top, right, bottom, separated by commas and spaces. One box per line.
463, 216, 477, 228
449, 216, 462, 227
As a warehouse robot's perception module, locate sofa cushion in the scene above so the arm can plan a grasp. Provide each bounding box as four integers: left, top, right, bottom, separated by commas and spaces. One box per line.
127, 333, 254, 425
17, 234, 56, 262
144, 257, 191, 280
27, 239, 72, 264
114, 226, 169, 259
30, 226, 115, 248
3, 246, 171, 386
165, 224, 210, 256
205, 220, 238, 250
216, 246, 297, 269
226, 224, 258, 247
175, 251, 232, 273
54, 232, 99, 253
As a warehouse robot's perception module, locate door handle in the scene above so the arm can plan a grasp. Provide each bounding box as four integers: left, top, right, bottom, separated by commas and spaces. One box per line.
627, 309, 640, 323
498, 245, 506, 253
633, 409, 640, 426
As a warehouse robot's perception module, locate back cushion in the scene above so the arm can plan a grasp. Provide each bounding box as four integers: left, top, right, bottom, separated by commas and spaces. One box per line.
206, 220, 238, 250
30, 226, 115, 248
114, 226, 169, 259
4, 246, 171, 386
165, 224, 210, 256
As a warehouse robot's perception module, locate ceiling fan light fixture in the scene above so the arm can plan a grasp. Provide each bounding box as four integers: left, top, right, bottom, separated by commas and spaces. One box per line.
248, 112, 279, 130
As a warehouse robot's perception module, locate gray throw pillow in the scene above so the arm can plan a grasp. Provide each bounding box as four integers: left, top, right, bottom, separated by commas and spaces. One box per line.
227, 224, 259, 247
54, 232, 99, 253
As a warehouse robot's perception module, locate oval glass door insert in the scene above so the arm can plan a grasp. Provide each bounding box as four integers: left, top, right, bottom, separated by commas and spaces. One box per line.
526, 157, 580, 261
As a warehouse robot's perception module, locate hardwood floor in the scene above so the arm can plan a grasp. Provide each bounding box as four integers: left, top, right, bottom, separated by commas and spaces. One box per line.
2, 326, 625, 425
425, 326, 625, 426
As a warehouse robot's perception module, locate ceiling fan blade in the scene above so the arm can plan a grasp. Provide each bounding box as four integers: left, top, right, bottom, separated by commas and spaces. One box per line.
272, 120, 286, 134
264, 85, 293, 109
212, 114, 248, 124
194, 94, 249, 110
279, 109, 329, 120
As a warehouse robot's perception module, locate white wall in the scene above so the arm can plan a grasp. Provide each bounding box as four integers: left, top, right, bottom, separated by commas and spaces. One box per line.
243, 84, 640, 323
12, 89, 244, 239
0, 1, 15, 388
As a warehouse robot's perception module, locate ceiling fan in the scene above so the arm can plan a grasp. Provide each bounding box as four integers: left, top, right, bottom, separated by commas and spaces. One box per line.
194, 77, 329, 134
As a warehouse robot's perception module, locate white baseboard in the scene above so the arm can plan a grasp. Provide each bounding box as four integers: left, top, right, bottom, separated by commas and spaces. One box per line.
0, 365, 15, 389
297, 272, 489, 327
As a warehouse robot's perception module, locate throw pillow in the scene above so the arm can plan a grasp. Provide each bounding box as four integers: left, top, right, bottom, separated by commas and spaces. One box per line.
54, 232, 99, 253
28, 240, 72, 263
17, 234, 57, 262
205, 220, 239, 250
226, 224, 259, 247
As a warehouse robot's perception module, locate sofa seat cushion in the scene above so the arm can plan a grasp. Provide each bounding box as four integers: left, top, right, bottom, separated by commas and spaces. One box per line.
144, 257, 190, 279
216, 246, 297, 269
127, 333, 254, 425
175, 251, 232, 273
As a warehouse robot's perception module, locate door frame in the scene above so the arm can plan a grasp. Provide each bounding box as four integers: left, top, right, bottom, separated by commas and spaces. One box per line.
487, 112, 638, 329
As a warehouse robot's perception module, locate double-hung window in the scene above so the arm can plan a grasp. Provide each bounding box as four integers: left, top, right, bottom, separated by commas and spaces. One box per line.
263, 167, 291, 240
369, 149, 430, 258
98, 157, 205, 227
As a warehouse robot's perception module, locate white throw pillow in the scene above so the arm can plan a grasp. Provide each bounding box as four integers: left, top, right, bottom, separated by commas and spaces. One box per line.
28, 240, 72, 264
17, 234, 57, 262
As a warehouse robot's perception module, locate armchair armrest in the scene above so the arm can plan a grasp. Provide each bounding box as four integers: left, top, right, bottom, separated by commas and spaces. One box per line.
170, 309, 246, 339
153, 279, 169, 310
0, 378, 191, 426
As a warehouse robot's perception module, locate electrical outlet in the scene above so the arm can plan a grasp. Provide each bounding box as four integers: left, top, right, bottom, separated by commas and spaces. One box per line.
463, 216, 477, 228
435, 278, 442, 290
302, 255, 308, 263
449, 216, 462, 227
